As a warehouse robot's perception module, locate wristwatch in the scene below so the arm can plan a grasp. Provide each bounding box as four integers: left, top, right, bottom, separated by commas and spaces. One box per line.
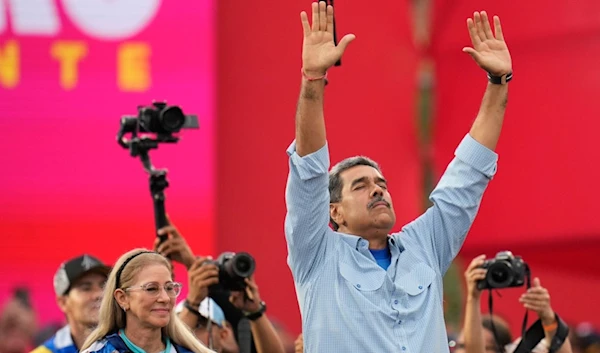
244, 301, 267, 321
487, 71, 513, 85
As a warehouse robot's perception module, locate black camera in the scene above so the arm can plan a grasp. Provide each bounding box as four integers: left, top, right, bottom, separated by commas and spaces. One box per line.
209, 252, 256, 292
477, 251, 527, 290
137, 102, 198, 134
120, 101, 199, 138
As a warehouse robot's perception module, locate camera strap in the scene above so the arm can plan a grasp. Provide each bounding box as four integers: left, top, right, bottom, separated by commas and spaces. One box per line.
511, 313, 569, 353
487, 264, 532, 352
237, 318, 252, 353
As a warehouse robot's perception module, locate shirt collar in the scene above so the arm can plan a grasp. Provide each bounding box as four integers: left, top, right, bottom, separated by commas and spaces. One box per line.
337, 232, 404, 252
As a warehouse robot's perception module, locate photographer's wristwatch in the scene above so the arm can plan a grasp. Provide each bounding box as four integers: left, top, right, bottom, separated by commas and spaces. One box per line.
244, 301, 267, 321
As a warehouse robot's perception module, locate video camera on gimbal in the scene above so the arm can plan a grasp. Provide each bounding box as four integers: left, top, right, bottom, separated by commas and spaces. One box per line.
117, 101, 199, 243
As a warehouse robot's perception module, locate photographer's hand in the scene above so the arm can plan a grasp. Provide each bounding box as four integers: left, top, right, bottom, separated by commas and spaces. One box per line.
294, 334, 303, 353
465, 255, 487, 300
229, 276, 262, 313
230, 276, 286, 353
519, 278, 555, 325
187, 257, 220, 305
519, 278, 574, 353
155, 216, 195, 269
462, 255, 487, 353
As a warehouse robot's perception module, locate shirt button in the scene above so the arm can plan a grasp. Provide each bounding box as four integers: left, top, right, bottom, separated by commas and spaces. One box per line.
393, 299, 399, 305
418, 285, 423, 290
402, 347, 406, 351
356, 284, 361, 288
398, 320, 402, 324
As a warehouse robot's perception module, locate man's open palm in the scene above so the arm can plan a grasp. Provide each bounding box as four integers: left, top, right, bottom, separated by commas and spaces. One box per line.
301, 1, 355, 75
463, 11, 512, 76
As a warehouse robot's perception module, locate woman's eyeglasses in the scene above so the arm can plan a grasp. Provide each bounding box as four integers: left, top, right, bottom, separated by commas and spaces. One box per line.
124, 282, 182, 298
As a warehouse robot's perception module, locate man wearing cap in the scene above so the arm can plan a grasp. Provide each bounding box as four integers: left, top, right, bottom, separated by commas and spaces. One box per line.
30, 255, 111, 353
176, 298, 238, 353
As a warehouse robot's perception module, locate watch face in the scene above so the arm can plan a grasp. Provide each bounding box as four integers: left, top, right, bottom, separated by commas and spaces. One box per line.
245, 302, 266, 320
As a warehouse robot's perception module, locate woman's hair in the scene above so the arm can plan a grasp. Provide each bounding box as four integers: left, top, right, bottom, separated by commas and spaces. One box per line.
481, 314, 513, 353
81, 248, 214, 353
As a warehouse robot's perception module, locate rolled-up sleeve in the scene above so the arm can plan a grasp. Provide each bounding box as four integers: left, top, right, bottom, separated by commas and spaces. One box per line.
454, 134, 498, 179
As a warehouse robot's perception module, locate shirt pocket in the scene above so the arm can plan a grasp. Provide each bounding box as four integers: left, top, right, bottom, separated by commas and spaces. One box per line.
399, 262, 435, 294
339, 261, 386, 291
397, 262, 436, 315
338, 261, 386, 314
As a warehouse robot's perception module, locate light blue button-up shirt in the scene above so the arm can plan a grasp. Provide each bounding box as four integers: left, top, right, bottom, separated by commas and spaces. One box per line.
284, 134, 498, 353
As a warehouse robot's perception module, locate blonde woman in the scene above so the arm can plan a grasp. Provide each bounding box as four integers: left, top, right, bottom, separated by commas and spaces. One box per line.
80, 249, 214, 353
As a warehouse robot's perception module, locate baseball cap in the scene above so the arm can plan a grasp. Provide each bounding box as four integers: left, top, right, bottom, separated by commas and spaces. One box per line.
198, 298, 226, 328
53, 254, 111, 296
175, 298, 226, 328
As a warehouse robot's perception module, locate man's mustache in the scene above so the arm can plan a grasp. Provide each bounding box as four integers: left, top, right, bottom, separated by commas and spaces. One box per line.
367, 196, 390, 209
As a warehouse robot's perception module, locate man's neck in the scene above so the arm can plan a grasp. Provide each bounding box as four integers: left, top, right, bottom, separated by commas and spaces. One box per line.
69, 321, 94, 350
366, 237, 388, 250
124, 325, 165, 353
338, 227, 389, 249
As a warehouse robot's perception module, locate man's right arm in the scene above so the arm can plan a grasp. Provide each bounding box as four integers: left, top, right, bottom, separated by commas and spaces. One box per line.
285, 2, 354, 284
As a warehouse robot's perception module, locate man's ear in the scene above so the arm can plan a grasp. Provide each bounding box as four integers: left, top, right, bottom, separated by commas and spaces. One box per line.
330, 203, 344, 228
56, 295, 68, 314
219, 326, 229, 340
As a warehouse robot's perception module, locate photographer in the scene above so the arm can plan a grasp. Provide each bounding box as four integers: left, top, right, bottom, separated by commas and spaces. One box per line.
176, 297, 238, 353
155, 223, 285, 353
456, 255, 572, 353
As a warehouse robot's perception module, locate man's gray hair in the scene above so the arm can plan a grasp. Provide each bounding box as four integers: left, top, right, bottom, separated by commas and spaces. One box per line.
328, 156, 381, 231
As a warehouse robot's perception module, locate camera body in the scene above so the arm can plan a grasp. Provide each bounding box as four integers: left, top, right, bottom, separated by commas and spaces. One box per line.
208, 252, 256, 292
137, 102, 199, 134
119, 102, 199, 140
477, 251, 527, 290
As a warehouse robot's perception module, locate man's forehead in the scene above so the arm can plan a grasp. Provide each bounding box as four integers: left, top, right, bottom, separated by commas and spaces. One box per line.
340, 165, 384, 181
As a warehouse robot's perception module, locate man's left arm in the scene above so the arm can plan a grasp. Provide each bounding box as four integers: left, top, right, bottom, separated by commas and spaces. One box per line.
400, 11, 512, 273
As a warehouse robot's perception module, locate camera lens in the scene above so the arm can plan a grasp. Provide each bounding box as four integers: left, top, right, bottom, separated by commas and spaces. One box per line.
236, 258, 251, 272
231, 252, 255, 278
159, 106, 185, 133
486, 262, 514, 288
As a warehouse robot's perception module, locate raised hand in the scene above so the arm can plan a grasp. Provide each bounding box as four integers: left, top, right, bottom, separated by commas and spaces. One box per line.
186, 257, 219, 305
300, 1, 355, 76
519, 277, 555, 325
155, 216, 195, 269
463, 11, 512, 76
464, 255, 487, 300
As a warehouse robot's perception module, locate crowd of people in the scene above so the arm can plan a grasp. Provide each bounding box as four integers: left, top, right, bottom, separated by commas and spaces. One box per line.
0, 235, 598, 353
